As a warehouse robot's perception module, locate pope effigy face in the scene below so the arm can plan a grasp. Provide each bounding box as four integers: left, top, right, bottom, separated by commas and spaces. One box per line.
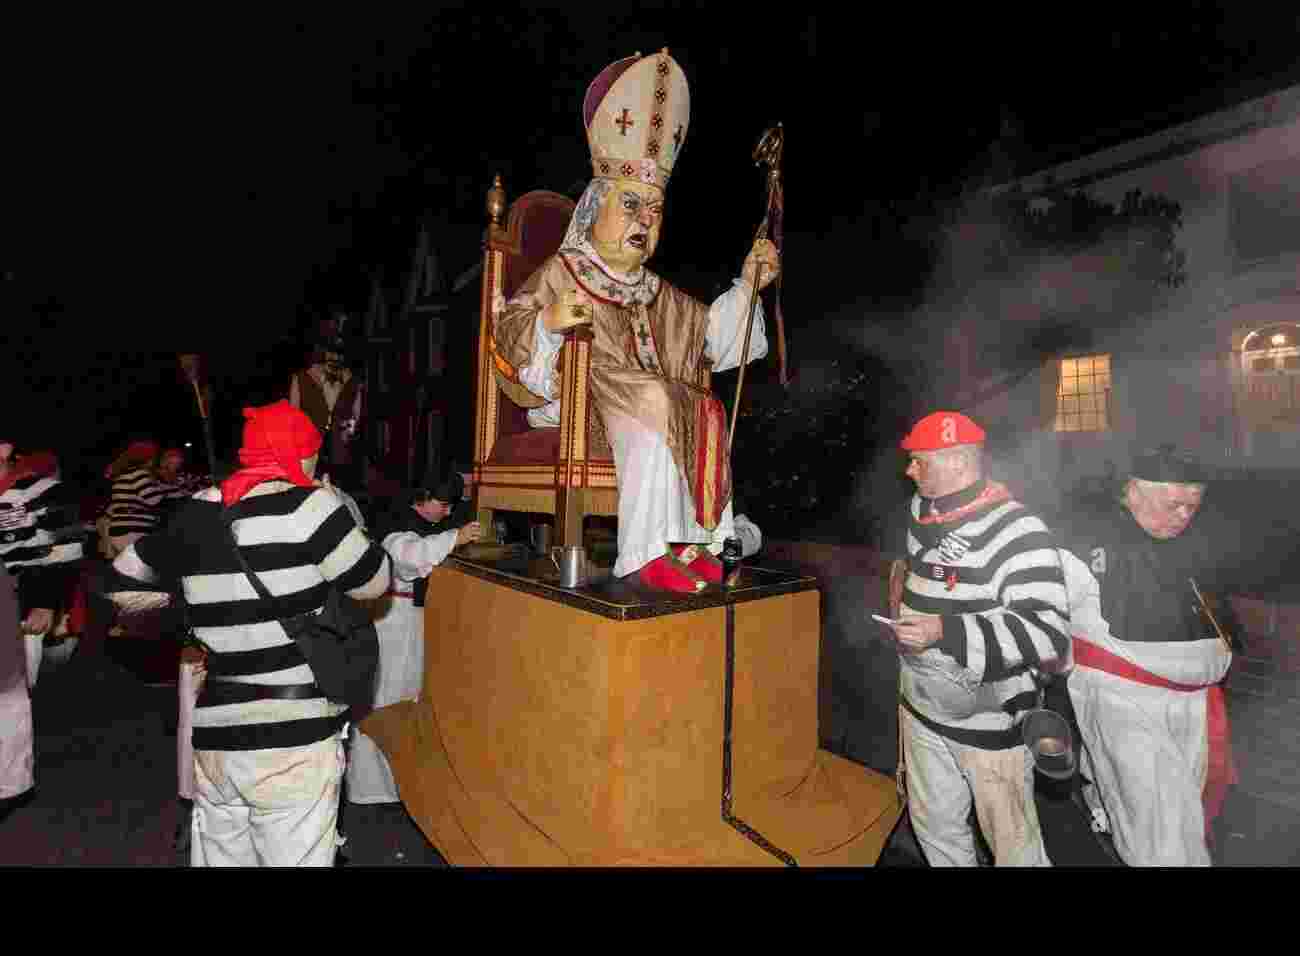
591, 179, 664, 271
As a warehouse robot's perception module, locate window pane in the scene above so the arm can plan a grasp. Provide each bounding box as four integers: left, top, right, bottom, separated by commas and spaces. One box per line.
1055, 353, 1112, 432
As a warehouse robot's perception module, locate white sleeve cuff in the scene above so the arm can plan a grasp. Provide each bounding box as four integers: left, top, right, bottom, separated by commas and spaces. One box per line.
517, 313, 564, 401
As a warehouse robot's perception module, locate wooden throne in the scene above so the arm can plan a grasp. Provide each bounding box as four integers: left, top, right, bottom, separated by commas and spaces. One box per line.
470, 177, 615, 547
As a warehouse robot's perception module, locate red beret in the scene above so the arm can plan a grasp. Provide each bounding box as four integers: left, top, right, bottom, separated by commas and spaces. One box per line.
900, 411, 986, 451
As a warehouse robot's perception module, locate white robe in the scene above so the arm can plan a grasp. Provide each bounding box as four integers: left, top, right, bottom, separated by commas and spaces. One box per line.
0, 562, 33, 800
346, 525, 458, 804
519, 278, 767, 577
1060, 550, 1232, 866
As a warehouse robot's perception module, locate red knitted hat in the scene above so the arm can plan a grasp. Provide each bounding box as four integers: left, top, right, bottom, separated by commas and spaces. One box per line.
900, 411, 986, 451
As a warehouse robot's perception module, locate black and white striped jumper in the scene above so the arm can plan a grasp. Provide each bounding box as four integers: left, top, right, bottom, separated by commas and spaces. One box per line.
0, 472, 85, 613
108, 467, 166, 538
113, 482, 389, 751
898, 478, 1070, 749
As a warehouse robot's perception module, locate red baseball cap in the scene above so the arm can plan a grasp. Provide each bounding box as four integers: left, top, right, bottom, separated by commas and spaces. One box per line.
900, 411, 986, 451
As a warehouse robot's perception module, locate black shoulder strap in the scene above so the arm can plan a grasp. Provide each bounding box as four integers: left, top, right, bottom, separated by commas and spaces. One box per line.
219, 506, 278, 606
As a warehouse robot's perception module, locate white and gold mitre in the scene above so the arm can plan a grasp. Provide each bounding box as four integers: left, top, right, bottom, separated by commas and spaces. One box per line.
583, 49, 690, 191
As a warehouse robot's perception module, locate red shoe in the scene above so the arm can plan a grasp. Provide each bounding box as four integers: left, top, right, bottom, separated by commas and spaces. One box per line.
674, 545, 723, 584
638, 553, 706, 593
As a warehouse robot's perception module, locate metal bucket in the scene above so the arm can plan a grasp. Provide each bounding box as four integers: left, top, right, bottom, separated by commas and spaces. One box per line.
1022, 707, 1076, 780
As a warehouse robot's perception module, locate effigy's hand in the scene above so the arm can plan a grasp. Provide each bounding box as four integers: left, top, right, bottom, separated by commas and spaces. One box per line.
742, 238, 780, 291
543, 287, 595, 333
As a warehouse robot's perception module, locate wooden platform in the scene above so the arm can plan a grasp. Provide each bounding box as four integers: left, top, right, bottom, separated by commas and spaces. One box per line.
361, 546, 903, 866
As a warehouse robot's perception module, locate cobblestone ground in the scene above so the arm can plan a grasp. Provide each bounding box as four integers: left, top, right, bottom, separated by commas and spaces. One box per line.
3, 635, 1296, 867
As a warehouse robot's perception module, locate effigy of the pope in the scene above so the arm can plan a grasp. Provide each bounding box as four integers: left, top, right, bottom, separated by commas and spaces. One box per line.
360, 48, 903, 865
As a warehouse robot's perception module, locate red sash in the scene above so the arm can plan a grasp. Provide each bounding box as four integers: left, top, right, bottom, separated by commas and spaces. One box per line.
1073, 637, 1237, 837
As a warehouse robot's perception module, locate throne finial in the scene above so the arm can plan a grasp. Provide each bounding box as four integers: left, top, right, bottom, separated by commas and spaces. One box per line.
486, 174, 506, 227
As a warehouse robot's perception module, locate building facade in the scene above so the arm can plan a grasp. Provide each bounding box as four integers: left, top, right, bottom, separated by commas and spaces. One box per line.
971, 84, 1300, 509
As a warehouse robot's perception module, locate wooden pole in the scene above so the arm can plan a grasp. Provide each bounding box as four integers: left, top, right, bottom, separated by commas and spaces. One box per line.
727, 262, 764, 453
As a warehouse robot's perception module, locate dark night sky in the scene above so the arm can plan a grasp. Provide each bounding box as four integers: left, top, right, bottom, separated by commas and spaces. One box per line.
5, 5, 1299, 470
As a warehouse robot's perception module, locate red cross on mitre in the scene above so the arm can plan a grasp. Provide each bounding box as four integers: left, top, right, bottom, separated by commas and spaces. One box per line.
615, 108, 635, 136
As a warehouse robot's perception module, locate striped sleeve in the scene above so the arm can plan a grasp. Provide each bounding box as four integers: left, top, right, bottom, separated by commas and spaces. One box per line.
935, 512, 1070, 683
107, 541, 173, 614
25, 477, 82, 530
108, 469, 164, 536
301, 488, 389, 600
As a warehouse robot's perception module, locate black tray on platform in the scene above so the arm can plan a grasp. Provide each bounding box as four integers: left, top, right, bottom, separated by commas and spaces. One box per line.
448, 544, 819, 621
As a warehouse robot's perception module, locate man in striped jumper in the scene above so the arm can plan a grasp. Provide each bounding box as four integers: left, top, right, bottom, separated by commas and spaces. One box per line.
105, 440, 166, 555
882, 411, 1069, 866
109, 400, 389, 866
0, 438, 85, 818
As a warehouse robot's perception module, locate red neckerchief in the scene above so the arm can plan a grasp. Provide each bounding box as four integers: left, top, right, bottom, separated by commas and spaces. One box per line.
913, 481, 1013, 591
0, 455, 56, 497
915, 480, 1012, 526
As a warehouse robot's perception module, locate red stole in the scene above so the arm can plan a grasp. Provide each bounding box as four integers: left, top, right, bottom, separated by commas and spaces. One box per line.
691, 395, 729, 531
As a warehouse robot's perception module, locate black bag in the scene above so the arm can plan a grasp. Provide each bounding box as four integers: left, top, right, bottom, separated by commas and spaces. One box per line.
220, 510, 380, 722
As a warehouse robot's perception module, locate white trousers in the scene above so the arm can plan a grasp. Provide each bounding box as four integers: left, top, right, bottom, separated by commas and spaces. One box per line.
0, 676, 34, 801
900, 705, 1051, 867
191, 731, 346, 867
24, 635, 43, 689
347, 595, 424, 804
177, 658, 204, 800
603, 409, 734, 577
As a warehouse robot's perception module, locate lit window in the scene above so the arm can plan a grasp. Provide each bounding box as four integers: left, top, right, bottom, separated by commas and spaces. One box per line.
1242, 323, 1300, 425
1055, 354, 1111, 432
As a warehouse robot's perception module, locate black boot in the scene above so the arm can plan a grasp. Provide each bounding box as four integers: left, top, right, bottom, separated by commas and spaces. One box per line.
174, 798, 194, 853
0, 789, 36, 828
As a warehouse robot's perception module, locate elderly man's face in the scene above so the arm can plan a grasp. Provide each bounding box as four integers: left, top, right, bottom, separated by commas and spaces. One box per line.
1125, 480, 1205, 539
591, 180, 664, 271
0, 443, 12, 466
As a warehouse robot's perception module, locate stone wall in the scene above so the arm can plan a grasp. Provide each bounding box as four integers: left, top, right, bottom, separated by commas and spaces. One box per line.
1226, 596, 1300, 813
762, 540, 899, 775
